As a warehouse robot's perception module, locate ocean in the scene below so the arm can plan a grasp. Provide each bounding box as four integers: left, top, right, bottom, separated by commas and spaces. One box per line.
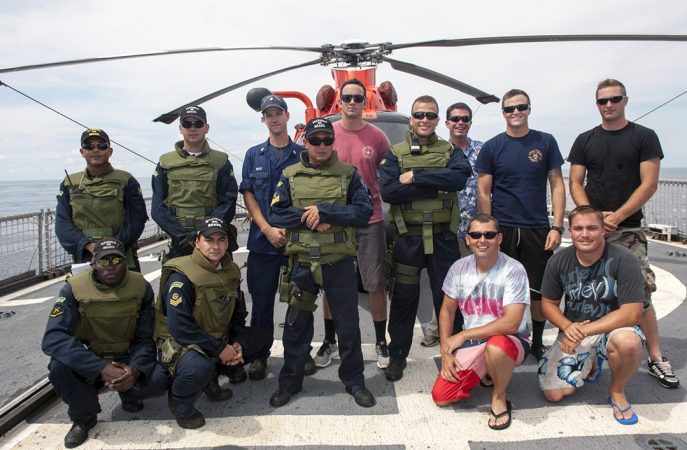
1, 170, 686, 217
0, 177, 153, 217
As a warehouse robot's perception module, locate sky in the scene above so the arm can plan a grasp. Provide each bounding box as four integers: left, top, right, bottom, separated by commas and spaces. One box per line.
1, 0, 686, 183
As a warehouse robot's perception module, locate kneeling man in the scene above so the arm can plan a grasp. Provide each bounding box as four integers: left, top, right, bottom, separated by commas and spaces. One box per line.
155, 217, 271, 429
538, 205, 644, 425
42, 238, 168, 448
432, 214, 531, 430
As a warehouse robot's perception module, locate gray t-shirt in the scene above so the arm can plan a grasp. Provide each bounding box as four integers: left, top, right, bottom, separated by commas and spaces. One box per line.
541, 242, 644, 323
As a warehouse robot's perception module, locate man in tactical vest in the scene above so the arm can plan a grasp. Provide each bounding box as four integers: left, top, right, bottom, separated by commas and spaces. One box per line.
380, 95, 472, 382
42, 238, 168, 448
268, 117, 376, 408
56, 128, 148, 272
240, 94, 310, 381
151, 106, 238, 260
155, 217, 271, 429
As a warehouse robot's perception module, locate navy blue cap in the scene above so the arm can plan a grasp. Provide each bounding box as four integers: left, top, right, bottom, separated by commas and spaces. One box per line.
260, 95, 288, 113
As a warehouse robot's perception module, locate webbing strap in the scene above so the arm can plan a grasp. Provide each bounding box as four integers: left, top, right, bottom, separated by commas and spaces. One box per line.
395, 263, 420, 285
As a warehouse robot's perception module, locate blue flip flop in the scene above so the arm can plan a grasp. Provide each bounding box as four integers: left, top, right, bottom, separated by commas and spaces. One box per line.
607, 396, 638, 425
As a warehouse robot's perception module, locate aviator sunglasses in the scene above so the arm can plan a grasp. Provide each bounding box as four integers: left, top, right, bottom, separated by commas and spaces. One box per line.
596, 95, 625, 105
181, 119, 206, 129
412, 111, 439, 120
467, 231, 499, 240
306, 136, 335, 146
82, 142, 109, 151
340, 94, 365, 103
502, 104, 530, 114
97, 257, 124, 267
448, 115, 472, 123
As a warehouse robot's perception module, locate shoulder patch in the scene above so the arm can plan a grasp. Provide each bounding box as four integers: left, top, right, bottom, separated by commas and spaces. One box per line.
169, 281, 184, 292
276, 180, 283, 188
55, 296, 66, 304
380, 158, 386, 165
152, 170, 158, 177
169, 292, 183, 307
56, 190, 63, 197
270, 193, 280, 207
49, 305, 64, 318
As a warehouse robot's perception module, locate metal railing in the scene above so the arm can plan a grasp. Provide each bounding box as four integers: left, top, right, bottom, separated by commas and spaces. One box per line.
0, 196, 247, 287
549, 177, 687, 240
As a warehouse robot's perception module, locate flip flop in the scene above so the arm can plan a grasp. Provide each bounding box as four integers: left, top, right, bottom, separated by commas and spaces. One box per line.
607, 396, 638, 425
488, 400, 512, 430
584, 356, 604, 383
480, 375, 494, 388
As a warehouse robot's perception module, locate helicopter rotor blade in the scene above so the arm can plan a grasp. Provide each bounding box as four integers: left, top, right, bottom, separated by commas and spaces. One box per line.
387, 34, 687, 51
153, 58, 323, 123
0, 45, 325, 74
381, 56, 499, 104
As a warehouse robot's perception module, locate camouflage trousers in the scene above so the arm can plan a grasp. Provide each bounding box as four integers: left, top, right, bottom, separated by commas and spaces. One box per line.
607, 227, 656, 308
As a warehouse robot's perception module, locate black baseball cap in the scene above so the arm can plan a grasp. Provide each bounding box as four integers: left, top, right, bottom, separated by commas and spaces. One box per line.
196, 217, 229, 238
93, 238, 126, 260
80, 128, 110, 146
304, 117, 334, 139
180, 106, 207, 121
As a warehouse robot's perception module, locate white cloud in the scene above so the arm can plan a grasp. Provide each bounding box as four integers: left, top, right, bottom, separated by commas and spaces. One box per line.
1, 0, 686, 182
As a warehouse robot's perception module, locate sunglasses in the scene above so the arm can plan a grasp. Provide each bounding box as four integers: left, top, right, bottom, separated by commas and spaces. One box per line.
467, 231, 499, 240
412, 111, 439, 120
97, 257, 124, 267
340, 94, 365, 103
181, 120, 206, 129
82, 142, 109, 151
596, 95, 625, 105
448, 115, 471, 123
502, 104, 530, 114
306, 136, 335, 146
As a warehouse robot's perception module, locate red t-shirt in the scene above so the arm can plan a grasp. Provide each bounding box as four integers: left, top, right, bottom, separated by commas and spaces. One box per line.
333, 122, 391, 224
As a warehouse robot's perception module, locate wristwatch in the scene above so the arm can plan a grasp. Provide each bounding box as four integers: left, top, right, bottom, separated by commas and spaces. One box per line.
551, 226, 564, 234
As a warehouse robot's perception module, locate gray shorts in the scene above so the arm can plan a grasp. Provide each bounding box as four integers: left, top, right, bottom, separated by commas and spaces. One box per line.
607, 227, 655, 308
356, 221, 386, 293
538, 326, 645, 391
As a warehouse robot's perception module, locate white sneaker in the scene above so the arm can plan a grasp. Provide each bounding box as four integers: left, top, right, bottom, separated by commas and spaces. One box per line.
376, 341, 390, 369
314, 340, 338, 368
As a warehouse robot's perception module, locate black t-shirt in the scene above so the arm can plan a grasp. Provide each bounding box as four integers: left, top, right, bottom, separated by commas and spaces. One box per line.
567, 122, 663, 228
541, 242, 645, 323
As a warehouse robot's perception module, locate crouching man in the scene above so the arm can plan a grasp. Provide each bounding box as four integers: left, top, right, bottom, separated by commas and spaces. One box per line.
155, 217, 271, 429
42, 238, 168, 448
431, 214, 531, 430
538, 206, 645, 425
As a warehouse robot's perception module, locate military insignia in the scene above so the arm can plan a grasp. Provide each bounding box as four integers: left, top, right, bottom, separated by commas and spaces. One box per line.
230, 169, 235, 177
381, 158, 387, 165
169, 281, 184, 291
49, 305, 64, 318
57, 190, 63, 197
528, 149, 543, 163
270, 194, 280, 206
55, 296, 66, 304
169, 293, 182, 307
276, 180, 283, 188
152, 170, 158, 177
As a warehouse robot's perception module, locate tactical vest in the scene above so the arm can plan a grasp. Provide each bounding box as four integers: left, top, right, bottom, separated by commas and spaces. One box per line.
69, 269, 147, 356
154, 248, 241, 344
64, 167, 130, 239
159, 141, 228, 229
283, 152, 357, 285
388, 133, 460, 254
